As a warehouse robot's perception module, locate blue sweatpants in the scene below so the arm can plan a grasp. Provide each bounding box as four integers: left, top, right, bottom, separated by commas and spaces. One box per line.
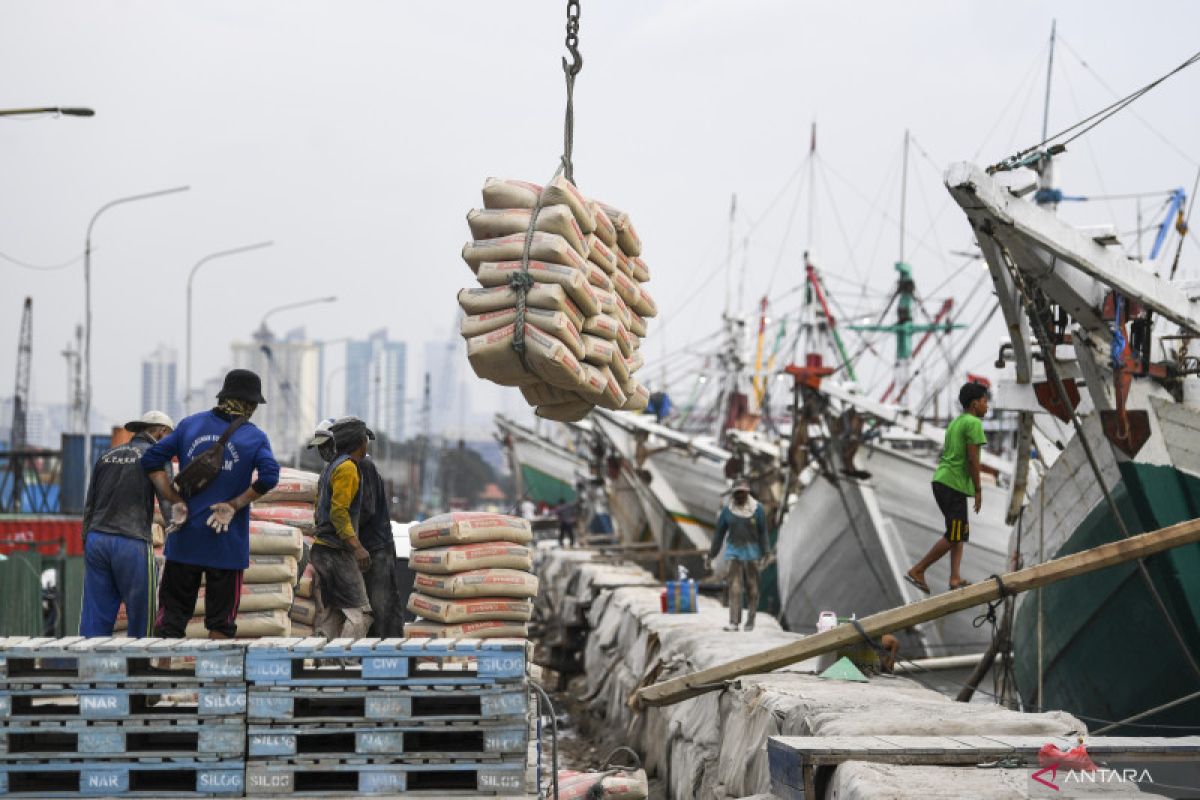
81, 531, 157, 637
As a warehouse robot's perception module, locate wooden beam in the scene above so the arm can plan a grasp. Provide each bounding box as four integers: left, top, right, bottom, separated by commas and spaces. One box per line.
635, 517, 1200, 708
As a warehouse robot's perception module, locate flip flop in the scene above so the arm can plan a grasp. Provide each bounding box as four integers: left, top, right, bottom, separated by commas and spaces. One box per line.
904, 572, 930, 595
948, 579, 972, 591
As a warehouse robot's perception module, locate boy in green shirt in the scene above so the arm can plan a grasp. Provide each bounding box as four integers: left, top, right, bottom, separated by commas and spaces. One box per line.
905, 382, 989, 594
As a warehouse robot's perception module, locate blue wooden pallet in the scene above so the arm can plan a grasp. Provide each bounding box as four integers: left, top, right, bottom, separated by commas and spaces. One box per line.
244, 758, 527, 796
0, 759, 244, 796
248, 683, 529, 723
0, 637, 245, 684
247, 721, 527, 758
0, 685, 246, 721
0, 720, 244, 760
244, 637, 528, 687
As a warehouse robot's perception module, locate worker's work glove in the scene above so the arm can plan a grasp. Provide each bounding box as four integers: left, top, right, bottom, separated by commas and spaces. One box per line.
353, 544, 371, 572
206, 502, 236, 534
165, 502, 189, 534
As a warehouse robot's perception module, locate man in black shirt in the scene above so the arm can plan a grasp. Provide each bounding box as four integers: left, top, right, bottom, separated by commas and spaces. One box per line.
358, 453, 405, 636
81, 411, 176, 636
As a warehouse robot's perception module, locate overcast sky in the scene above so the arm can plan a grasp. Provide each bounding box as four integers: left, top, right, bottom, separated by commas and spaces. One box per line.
4, 1, 1199, 432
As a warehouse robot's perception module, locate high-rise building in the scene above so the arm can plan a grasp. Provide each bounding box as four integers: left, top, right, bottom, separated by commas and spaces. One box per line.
141, 345, 181, 423
346, 329, 406, 441
231, 327, 319, 465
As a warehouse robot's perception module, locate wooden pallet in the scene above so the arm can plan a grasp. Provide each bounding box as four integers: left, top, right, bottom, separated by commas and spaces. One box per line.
244, 637, 528, 687
247, 721, 527, 758
0, 758, 244, 796
248, 684, 529, 724
244, 758, 526, 796
0, 685, 246, 721
0, 637, 245, 684
767, 734, 1200, 800
0, 720, 244, 760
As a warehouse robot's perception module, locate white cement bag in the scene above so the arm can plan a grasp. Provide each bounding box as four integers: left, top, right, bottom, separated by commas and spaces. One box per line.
536, 400, 593, 422
626, 349, 646, 375
598, 201, 642, 257
185, 609, 290, 639
592, 287, 617, 317
558, 770, 649, 800
258, 468, 319, 504
460, 308, 585, 360
520, 382, 579, 407
481, 176, 596, 233
622, 383, 650, 411
613, 270, 657, 318
582, 314, 620, 341
584, 234, 617, 273
582, 335, 616, 367
414, 568, 539, 599
251, 503, 315, 533
613, 322, 633, 358
408, 541, 534, 574
475, 260, 600, 317
628, 312, 647, 337
244, 555, 299, 584
576, 364, 627, 411
590, 202, 618, 248
408, 593, 533, 623
295, 563, 315, 598
403, 619, 529, 639
461, 231, 588, 274
631, 256, 651, 282
608, 348, 631, 384
582, 260, 613, 292
458, 283, 584, 329
290, 622, 314, 637
289, 596, 317, 626
410, 512, 532, 550
615, 250, 636, 279
249, 521, 304, 557
467, 205, 587, 256
195, 581, 294, 615
466, 322, 586, 390
612, 293, 634, 330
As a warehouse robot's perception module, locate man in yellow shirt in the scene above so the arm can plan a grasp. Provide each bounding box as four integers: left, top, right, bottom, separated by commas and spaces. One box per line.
309, 417, 374, 640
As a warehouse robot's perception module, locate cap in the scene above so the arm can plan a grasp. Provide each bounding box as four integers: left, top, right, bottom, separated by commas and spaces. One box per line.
305, 417, 337, 449
731, 479, 752, 493
329, 416, 375, 450
125, 410, 175, 433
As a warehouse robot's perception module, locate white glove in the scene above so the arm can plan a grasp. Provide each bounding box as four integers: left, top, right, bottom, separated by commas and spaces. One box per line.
206, 502, 236, 534
165, 502, 189, 534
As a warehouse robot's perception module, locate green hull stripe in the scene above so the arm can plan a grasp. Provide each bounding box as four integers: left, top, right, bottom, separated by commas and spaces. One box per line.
518, 464, 576, 505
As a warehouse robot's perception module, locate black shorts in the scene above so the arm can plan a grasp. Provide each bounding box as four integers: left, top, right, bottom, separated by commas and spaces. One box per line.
155, 561, 243, 638
932, 481, 970, 543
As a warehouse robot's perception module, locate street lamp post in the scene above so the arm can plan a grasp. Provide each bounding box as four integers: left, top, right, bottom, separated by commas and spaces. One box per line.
186, 242, 274, 414
82, 186, 189, 490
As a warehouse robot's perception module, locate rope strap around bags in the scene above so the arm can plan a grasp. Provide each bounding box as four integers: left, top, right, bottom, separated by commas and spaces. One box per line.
973, 574, 1013, 629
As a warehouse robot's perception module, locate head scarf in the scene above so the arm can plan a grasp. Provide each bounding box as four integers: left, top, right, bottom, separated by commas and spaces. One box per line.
217, 398, 258, 419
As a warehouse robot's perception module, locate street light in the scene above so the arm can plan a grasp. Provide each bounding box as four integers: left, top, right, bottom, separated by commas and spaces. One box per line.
82, 185, 189, 490
0, 107, 94, 118
186, 241, 274, 413
258, 296, 338, 338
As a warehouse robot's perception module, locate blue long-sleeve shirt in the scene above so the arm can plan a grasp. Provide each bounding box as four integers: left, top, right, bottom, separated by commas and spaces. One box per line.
709, 502, 770, 561
141, 409, 280, 570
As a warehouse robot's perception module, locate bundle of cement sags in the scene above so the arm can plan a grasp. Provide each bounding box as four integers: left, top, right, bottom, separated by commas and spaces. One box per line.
460, 176, 656, 422
403, 512, 538, 639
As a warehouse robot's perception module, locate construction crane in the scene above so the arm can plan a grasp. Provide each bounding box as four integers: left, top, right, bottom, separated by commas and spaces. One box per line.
61, 324, 83, 435
8, 297, 32, 512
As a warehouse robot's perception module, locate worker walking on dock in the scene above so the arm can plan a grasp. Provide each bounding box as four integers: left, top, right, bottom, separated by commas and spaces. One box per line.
79, 411, 175, 637
143, 369, 280, 638
706, 479, 771, 631
905, 382, 989, 594
359, 447, 405, 637
309, 416, 375, 640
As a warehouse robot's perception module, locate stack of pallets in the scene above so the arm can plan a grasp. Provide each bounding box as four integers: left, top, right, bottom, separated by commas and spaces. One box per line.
0, 637, 246, 797
244, 637, 536, 796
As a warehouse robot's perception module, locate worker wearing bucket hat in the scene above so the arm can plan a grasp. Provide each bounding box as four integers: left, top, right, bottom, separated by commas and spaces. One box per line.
80, 410, 175, 636
705, 479, 771, 631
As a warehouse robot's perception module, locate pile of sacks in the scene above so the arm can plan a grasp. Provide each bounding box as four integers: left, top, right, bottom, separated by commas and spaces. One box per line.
403, 512, 537, 639
459, 175, 656, 422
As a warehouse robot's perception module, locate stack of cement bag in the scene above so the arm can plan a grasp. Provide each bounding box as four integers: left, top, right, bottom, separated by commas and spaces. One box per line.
459, 175, 656, 422
403, 512, 538, 639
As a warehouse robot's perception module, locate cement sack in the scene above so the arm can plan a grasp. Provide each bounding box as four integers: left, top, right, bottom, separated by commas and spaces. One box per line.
461, 231, 587, 274
619, 327, 641, 360
295, 563, 315, 598
631, 256, 651, 282
289, 596, 317, 626
582, 335, 616, 367
628, 312, 647, 338
290, 622, 314, 637
458, 283, 583, 329
597, 201, 643, 257
459, 307, 585, 360
407, 593, 533, 624
414, 568, 539, 599
582, 313, 620, 341
409, 512, 532, 550
250, 503, 315, 534
535, 400, 593, 422
613, 321, 634, 359
409, 541, 533, 574
481, 175, 596, 234
465, 322, 586, 391
608, 348, 631, 384
615, 250, 636, 279
196, 581, 294, 615
613, 270, 657, 318
625, 349, 645, 376
582, 260, 613, 292
584, 234, 617, 273
475, 260, 600, 317
612, 293, 634, 330
558, 770, 649, 800
519, 381, 579, 407
466, 205, 588, 257
623, 383, 650, 412
244, 554, 299, 584
589, 202, 618, 248
185, 609, 290, 639
576, 364, 627, 411
258, 468, 319, 504
592, 287, 617, 317
250, 521, 304, 557
403, 619, 529, 639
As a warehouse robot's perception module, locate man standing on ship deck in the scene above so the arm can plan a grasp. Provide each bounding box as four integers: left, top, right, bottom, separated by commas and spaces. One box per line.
706, 479, 771, 631
905, 381, 989, 595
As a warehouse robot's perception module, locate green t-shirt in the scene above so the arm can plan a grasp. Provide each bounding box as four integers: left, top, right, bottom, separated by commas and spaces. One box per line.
932, 413, 987, 496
